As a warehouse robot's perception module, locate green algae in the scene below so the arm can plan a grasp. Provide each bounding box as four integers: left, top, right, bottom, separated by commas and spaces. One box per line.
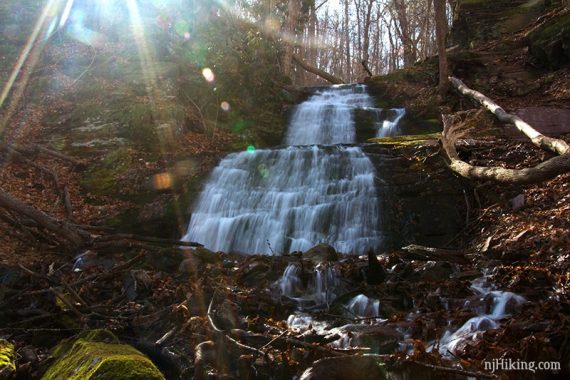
368, 132, 441, 146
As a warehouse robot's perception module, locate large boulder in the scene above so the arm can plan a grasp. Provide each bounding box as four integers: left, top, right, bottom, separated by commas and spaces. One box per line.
303, 244, 339, 264
41, 330, 164, 380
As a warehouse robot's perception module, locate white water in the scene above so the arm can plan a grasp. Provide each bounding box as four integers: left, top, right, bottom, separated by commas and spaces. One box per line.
277, 263, 341, 306
436, 280, 526, 355
377, 108, 406, 137
346, 294, 380, 318
183, 85, 402, 255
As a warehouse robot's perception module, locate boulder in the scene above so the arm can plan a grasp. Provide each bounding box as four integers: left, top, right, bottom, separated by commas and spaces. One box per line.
42, 330, 164, 380
527, 13, 570, 69
303, 244, 339, 264
0, 340, 15, 379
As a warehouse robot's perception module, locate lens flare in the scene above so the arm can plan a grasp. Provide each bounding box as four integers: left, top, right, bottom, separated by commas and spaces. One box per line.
247, 145, 256, 154
202, 67, 215, 83
220, 101, 230, 111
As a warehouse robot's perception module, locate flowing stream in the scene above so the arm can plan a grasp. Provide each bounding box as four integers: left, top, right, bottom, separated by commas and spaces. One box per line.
183, 85, 400, 254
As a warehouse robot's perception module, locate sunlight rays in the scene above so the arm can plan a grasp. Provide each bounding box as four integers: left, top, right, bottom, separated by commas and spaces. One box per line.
0, 0, 67, 136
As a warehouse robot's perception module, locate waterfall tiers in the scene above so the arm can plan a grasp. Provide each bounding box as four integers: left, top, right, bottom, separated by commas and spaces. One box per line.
183, 84, 400, 255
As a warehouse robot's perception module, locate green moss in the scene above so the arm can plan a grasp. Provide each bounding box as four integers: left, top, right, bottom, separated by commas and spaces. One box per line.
81, 148, 132, 196
528, 13, 570, 45
368, 132, 441, 146
0, 339, 16, 377
42, 331, 164, 380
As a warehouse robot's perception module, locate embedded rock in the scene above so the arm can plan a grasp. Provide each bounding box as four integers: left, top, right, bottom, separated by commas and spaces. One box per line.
41, 330, 164, 380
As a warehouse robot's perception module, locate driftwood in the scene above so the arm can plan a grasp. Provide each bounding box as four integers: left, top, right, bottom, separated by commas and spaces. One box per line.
449, 76, 569, 156
292, 54, 345, 85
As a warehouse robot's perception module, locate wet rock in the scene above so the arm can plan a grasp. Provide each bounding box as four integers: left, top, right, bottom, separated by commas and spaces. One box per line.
339, 325, 403, 355
303, 244, 339, 264
41, 330, 164, 380
0, 340, 16, 380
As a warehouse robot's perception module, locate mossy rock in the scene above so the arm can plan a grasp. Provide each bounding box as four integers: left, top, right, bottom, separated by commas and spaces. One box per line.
368, 132, 441, 147
527, 13, 570, 69
42, 330, 164, 380
0, 339, 16, 379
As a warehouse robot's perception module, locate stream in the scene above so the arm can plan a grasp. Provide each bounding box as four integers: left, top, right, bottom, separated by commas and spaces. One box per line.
180, 84, 527, 377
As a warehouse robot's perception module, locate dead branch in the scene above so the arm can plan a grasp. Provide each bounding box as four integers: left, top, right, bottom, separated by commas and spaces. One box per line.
440, 115, 570, 184
449, 76, 569, 155
207, 291, 267, 357
401, 244, 472, 264
292, 54, 345, 85
0, 190, 85, 250
361, 60, 373, 77
94, 233, 203, 248
18, 144, 85, 168
0, 143, 74, 219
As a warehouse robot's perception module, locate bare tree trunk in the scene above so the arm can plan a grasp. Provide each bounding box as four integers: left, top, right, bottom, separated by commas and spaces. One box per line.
392, 0, 416, 66
282, 0, 300, 78
449, 76, 570, 155
361, 0, 374, 72
344, 0, 351, 81
434, 0, 449, 97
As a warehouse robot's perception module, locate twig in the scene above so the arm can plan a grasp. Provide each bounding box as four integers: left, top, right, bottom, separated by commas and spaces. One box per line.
155, 326, 179, 346
71, 253, 144, 287
94, 233, 203, 248
207, 291, 267, 357
71, 47, 96, 86
260, 330, 287, 350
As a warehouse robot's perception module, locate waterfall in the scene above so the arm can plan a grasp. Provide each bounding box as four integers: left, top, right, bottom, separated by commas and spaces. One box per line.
377, 108, 406, 137
183, 85, 401, 255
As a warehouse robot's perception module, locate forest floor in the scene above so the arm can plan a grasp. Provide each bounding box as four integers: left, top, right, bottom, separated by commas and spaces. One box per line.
1, 6, 570, 380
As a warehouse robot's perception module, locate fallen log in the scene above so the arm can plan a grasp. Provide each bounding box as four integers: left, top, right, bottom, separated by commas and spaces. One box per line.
401, 244, 472, 264
292, 54, 345, 85
0, 190, 85, 250
449, 76, 569, 156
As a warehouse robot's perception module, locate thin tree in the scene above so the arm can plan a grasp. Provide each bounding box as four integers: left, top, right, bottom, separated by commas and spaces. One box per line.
433, 0, 449, 96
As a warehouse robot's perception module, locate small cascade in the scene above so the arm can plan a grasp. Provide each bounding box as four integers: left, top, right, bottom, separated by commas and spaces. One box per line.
277, 263, 341, 307
285, 84, 370, 145
436, 280, 526, 355
308, 264, 341, 305
278, 264, 302, 298
377, 108, 406, 137
345, 294, 380, 318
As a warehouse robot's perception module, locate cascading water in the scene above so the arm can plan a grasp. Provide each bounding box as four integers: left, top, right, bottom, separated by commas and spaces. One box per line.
377, 108, 406, 137
183, 84, 399, 255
